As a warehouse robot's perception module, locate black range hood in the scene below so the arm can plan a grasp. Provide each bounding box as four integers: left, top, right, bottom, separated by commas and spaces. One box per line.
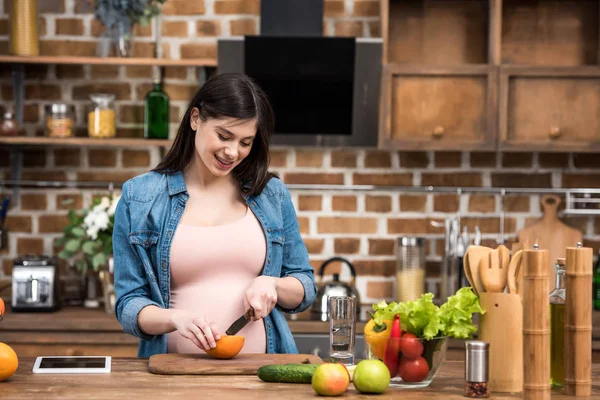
260, 0, 324, 37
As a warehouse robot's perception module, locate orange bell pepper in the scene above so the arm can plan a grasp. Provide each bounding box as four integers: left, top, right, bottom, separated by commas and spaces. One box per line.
364, 318, 392, 360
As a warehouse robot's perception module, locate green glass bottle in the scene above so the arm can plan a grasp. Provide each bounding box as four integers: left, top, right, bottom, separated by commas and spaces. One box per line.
144, 79, 169, 139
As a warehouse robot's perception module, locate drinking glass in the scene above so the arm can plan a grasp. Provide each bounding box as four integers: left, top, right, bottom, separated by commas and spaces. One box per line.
328, 296, 356, 365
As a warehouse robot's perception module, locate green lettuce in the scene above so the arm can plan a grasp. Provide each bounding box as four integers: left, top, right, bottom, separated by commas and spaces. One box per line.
371, 287, 484, 340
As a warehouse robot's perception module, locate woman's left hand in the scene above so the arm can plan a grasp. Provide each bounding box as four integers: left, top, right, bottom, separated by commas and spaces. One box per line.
243, 276, 278, 320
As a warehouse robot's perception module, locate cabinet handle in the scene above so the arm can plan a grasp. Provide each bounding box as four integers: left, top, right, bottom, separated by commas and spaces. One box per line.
549, 127, 561, 139
432, 126, 444, 139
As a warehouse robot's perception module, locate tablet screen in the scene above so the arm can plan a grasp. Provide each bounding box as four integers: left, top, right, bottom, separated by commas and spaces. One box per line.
39, 357, 107, 369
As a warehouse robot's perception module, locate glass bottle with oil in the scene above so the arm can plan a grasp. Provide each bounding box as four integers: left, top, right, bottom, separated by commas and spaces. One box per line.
550, 258, 566, 387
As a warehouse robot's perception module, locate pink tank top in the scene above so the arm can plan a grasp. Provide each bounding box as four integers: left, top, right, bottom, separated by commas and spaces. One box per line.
166, 208, 267, 354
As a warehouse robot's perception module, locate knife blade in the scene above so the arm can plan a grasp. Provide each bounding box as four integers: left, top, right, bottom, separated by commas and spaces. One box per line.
225, 308, 254, 336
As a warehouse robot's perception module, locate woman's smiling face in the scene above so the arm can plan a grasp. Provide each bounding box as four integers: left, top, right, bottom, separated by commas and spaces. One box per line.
190, 107, 257, 178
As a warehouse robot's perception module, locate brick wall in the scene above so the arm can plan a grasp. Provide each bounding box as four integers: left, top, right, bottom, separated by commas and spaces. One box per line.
1, 0, 600, 316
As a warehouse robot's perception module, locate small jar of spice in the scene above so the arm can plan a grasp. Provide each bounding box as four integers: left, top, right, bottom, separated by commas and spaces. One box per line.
88, 93, 116, 138
464, 340, 489, 398
45, 103, 75, 138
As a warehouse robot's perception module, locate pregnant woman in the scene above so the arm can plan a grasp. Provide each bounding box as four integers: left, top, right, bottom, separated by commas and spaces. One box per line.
112, 73, 316, 357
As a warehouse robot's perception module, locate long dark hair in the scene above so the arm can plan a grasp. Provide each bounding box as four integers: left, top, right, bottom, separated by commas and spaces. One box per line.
153, 73, 276, 196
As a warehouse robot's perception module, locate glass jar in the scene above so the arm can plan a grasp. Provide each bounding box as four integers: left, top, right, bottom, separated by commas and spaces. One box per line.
44, 103, 75, 138
396, 237, 426, 302
0, 107, 18, 136
88, 94, 116, 138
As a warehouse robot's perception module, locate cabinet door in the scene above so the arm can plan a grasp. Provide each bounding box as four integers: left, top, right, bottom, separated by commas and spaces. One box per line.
500, 67, 600, 152
379, 65, 497, 150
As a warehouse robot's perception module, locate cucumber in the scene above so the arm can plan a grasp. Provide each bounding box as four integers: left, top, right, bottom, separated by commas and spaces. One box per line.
257, 363, 319, 383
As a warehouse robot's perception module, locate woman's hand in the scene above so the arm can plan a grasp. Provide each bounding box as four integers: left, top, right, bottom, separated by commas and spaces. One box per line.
169, 310, 221, 350
244, 276, 278, 320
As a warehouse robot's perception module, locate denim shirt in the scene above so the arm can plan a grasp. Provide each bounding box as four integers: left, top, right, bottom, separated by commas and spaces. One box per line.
112, 171, 317, 358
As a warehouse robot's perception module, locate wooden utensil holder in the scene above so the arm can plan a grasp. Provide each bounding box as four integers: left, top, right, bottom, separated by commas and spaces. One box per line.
478, 292, 523, 393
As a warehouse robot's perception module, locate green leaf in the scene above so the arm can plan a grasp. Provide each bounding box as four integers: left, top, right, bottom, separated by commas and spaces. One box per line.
54, 237, 67, 247
82, 240, 97, 255
57, 249, 72, 260
438, 287, 484, 339
65, 239, 82, 252
76, 259, 87, 274
71, 227, 86, 238
92, 253, 107, 271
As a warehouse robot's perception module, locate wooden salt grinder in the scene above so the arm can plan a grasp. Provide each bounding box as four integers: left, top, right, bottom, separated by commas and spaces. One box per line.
522, 244, 550, 400
565, 242, 593, 396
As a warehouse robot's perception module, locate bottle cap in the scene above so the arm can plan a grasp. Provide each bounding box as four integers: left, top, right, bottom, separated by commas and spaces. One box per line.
465, 340, 489, 383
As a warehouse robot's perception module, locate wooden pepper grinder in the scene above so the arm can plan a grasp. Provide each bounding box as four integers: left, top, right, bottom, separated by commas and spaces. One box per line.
522, 243, 550, 400
565, 242, 592, 396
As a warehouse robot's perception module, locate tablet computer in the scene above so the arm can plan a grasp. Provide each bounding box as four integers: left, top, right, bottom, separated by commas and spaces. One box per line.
32, 356, 111, 374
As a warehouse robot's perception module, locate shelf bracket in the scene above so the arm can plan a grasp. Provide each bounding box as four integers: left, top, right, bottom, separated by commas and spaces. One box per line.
9, 147, 22, 204
12, 63, 24, 126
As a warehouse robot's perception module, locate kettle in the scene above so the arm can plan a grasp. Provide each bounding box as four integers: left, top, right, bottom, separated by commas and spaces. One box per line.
310, 257, 361, 322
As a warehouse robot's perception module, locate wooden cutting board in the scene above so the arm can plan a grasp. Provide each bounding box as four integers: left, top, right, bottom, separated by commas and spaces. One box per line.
148, 353, 323, 375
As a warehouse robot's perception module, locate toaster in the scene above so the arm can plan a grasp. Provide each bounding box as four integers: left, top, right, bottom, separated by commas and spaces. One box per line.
11, 255, 61, 312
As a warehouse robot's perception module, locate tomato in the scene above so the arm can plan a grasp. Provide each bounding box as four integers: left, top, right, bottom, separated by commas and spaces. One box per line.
398, 332, 424, 360
398, 356, 429, 382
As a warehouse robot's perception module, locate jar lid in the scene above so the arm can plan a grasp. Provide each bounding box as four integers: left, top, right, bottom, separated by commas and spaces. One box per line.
397, 237, 425, 247
45, 103, 73, 114
90, 93, 115, 106
465, 340, 489, 383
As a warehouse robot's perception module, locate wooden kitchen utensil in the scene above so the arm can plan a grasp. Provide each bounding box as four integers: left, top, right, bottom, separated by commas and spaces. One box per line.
564, 243, 593, 397
480, 246, 509, 293
518, 194, 582, 277
478, 292, 523, 393
507, 250, 523, 296
466, 245, 492, 295
522, 245, 550, 400
148, 353, 322, 375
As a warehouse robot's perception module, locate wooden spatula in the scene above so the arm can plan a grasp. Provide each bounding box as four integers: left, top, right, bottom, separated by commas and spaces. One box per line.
480, 245, 509, 293
507, 249, 523, 295
466, 245, 492, 295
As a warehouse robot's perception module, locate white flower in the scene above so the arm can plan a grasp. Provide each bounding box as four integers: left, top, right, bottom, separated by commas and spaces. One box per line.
94, 212, 110, 231
108, 196, 120, 216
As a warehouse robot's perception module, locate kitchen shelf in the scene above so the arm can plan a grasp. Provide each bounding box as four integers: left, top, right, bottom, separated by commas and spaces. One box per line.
0, 136, 173, 148
0, 55, 217, 67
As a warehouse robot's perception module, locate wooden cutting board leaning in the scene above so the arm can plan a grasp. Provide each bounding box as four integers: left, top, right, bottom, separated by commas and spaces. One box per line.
148, 353, 323, 375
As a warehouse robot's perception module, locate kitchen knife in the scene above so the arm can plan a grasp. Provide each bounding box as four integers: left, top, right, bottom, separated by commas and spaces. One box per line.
225, 308, 254, 336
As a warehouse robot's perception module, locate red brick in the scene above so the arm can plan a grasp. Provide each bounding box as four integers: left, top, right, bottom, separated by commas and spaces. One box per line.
119, 104, 144, 124
353, 173, 412, 186
364, 150, 392, 168
132, 42, 156, 58
284, 173, 344, 185
40, 40, 97, 56
18, 171, 67, 181
122, 150, 150, 168
56, 65, 84, 79
22, 149, 46, 167
88, 149, 117, 167
2, 258, 12, 274
162, 20, 188, 37
368, 239, 395, 255
353, 260, 395, 277
20, 194, 47, 211
296, 150, 323, 167
24, 65, 48, 79
180, 42, 217, 59
470, 152, 497, 168
399, 152, 429, 168
76, 171, 138, 183
304, 238, 325, 254
434, 152, 462, 168
334, 238, 361, 254
366, 196, 392, 213
491, 173, 552, 188
335, 21, 362, 37
353, 0, 379, 16
4, 215, 33, 233
501, 152, 533, 168
162, 0, 206, 15
196, 20, 221, 36
55, 18, 84, 35
539, 153, 569, 169
366, 281, 394, 299
269, 150, 288, 167
460, 217, 516, 234
20, 84, 62, 101
298, 195, 322, 211
53, 148, 81, 167
317, 217, 377, 234
562, 174, 600, 188
23, 104, 40, 123
324, 0, 345, 17
230, 19, 257, 35
331, 150, 357, 168
573, 154, 600, 169
133, 24, 153, 37
388, 218, 444, 235
17, 237, 44, 255
332, 196, 357, 212
504, 195, 530, 212
162, 83, 201, 101
72, 83, 131, 100
433, 194, 459, 212
56, 194, 83, 210
0, 18, 7, 35
297, 216, 309, 234
399, 195, 426, 212
469, 195, 496, 212
90, 65, 119, 79
38, 214, 69, 233
422, 173, 482, 187
368, 21, 380, 37
214, 0, 259, 15
164, 67, 188, 80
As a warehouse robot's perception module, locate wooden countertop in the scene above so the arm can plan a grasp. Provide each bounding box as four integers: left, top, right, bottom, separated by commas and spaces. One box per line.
2, 358, 599, 399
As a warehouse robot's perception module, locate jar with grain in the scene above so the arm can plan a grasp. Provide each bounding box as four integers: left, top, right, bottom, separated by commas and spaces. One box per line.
44, 103, 75, 138
88, 94, 116, 138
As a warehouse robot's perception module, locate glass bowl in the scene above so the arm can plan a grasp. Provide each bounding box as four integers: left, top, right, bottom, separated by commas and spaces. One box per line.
364, 334, 448, 388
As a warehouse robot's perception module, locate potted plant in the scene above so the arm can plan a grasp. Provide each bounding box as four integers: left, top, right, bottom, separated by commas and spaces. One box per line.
54, 195, 119, 310
88, 0, 167, 57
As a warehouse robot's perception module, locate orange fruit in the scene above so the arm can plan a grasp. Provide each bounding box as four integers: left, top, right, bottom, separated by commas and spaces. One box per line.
0, 297, 4, 320
0, 342, 18, 381
364, 319, 392, 360
204, 335, 245, 359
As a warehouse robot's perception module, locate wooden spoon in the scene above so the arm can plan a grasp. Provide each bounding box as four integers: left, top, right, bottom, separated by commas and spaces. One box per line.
507, 249, 524, 296
466, 245, 492, 295
480, 245, 509, 293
